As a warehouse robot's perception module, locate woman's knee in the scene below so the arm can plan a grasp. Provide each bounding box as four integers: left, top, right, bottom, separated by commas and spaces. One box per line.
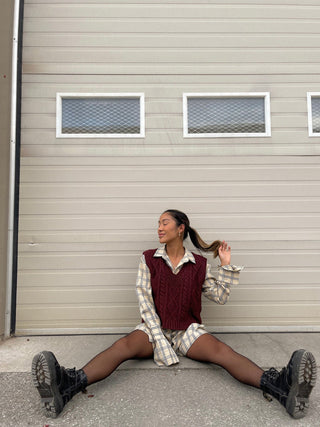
110, 331, 153, 360
216, 341, 234, 357
186, 334, 234, 362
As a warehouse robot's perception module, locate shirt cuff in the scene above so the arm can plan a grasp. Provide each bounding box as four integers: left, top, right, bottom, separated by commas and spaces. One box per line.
217, 264, 243, 285
153, 339, 179, 367
220, 264, 244, 272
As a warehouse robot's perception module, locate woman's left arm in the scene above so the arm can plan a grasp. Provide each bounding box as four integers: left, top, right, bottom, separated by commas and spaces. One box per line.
135, 255, 179, 366
202, 241, 243, 304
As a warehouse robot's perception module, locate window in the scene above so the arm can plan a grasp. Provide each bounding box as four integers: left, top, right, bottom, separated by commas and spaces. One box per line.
307, 93, 320, 136
56, 93, 145, 138
183, 93, 271, 138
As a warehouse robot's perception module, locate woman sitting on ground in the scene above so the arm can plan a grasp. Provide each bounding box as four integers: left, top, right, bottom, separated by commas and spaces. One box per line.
32, 209, 317, 419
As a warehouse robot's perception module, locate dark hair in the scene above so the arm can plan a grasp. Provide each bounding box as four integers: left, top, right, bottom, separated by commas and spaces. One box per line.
163, 209, 221, 258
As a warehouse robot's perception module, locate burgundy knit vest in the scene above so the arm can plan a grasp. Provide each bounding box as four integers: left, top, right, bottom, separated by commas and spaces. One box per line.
144, 249, 207, 330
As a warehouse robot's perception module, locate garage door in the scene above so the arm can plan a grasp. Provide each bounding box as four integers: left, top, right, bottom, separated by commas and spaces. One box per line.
15, 0, 320, 334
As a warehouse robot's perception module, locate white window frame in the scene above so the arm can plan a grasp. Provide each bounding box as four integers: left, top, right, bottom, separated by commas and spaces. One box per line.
183, 92, 271, 138
56, 93, 145, 138
307, 92, 320, 137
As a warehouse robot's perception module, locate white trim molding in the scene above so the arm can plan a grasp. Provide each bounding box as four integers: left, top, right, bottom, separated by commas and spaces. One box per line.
15, 325, 320, 336
56, 93, 145, 138
6, 0, 21, 338
307, 92, 320, 137
183, 92, 271, 138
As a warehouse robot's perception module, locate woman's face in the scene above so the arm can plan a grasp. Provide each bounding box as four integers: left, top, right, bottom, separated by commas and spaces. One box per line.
158, 212, 184, 245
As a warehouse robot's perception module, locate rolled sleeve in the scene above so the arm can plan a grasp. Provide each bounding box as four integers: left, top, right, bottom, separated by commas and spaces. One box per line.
218, 264, 243, 286
202, 262, 243, 305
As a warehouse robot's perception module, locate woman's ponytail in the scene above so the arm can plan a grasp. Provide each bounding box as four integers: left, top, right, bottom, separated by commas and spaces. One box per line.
163, 209, 222, 258
187, 226, 221, 258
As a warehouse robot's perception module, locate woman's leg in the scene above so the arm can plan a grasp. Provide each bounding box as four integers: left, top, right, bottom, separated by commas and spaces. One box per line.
186, 334, 317, 419
186, 333, 263, 388
82, 329, 154, 385
32, 330, 153, 418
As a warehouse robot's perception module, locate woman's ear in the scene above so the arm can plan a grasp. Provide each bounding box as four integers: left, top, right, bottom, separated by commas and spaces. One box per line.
178, 224, 185, 236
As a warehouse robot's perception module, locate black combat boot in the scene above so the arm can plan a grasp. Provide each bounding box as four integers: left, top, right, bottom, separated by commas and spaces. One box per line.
31, 351, 88, 418
260, 349, 317, 419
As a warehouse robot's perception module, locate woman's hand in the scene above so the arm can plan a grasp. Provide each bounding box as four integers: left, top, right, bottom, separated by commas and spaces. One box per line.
218, 241, 231, 266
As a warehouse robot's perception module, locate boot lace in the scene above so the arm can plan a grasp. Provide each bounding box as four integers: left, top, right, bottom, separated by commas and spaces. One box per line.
262, 367, 280, 402
264, 367, 280, 382
60, 367, 87, 404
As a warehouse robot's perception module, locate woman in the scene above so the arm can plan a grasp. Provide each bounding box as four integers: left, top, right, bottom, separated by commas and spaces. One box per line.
32, 209, 317, 419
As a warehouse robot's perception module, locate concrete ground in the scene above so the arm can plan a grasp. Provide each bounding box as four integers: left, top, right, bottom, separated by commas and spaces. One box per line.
0, 333, 319, 427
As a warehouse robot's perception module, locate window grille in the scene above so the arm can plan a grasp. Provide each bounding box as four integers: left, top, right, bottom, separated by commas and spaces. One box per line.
56, 93, 145, 138
307, 93, 320, 136
183, 93, 271, 138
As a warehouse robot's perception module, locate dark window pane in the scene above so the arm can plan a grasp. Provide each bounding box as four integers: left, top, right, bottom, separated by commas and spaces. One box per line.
311, 97, 320, 133
188, 97, 266, 134
62, 97, 140, 134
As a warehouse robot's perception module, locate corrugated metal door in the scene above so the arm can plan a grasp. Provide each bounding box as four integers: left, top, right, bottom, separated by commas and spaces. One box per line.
16, 0, 320, 334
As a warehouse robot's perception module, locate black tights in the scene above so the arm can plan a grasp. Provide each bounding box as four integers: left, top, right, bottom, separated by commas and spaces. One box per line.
82, 330, 263, 388
82, 330, 153, 385
186, 333, 263, 387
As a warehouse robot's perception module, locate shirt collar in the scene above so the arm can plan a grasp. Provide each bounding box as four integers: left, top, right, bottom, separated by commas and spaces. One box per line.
154, 246, 196, 266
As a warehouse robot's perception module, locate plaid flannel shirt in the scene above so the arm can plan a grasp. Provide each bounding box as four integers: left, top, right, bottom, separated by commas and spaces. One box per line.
135, 246, 243, 367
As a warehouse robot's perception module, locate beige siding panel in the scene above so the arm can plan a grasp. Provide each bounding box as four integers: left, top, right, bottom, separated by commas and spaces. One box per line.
17, 1, 320, 333
23, 18, 320, 34
17, 305, 140, 326
18, 288, 320, 306
17, 251, 320, 270
21, 73, 320, 84
19, 165, 320, 183
23, 4, 320, 19
19, 199, 320, 215
18, 229, 320, 245
18, 288, 137, 304
19, 154, 320, 166
19, 182, 320, 200
16, 268, 320, 288
19, 144, 320, 157
17, 211, 320, 232
23, 47, 320, 65
22, 73, 319, 85
17, 303, 320, 329
24, 0, 320, 5
23, 34, 320, 49
202, 304, 320, 327
18, 271, 137, 288
22, 63, 320, 75
17, 241, 320, 255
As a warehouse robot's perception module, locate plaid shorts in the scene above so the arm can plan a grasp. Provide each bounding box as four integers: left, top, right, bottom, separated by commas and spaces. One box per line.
135, 322, 209, 356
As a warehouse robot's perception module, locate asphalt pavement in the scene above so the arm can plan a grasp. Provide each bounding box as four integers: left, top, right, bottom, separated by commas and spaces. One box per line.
0, 332, 319, 427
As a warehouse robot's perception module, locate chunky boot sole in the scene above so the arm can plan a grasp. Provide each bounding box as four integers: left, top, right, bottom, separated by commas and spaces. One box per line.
286, 349, 317, 419
31, 351, 64, 418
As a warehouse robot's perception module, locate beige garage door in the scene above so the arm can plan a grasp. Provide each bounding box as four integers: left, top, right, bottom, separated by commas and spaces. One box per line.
15, 0, 320, 334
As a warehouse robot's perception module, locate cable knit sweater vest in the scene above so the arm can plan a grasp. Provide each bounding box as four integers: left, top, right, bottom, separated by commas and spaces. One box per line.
144, 249, 207, 330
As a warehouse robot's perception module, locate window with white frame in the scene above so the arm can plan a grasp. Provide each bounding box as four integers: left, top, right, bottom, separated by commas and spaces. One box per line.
183, 93, 271, 138
307, 93, 320, 136
56, 93, 145, 138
